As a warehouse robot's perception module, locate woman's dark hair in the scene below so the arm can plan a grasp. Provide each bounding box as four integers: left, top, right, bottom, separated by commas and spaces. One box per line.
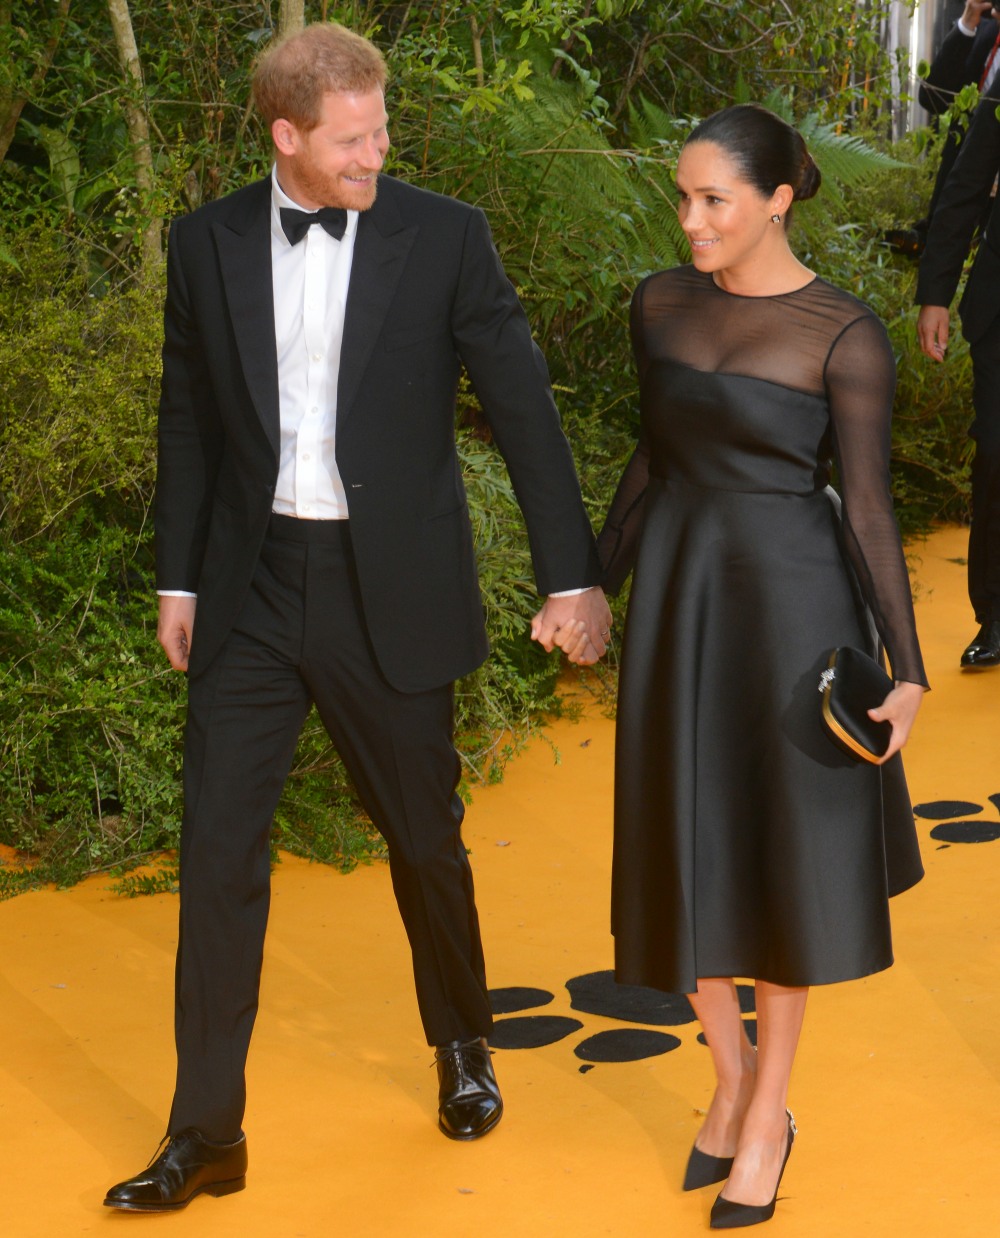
684, 104, 821, 223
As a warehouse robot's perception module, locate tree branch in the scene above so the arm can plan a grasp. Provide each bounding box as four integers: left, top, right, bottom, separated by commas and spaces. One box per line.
0, 0, 72, 165
107, 0, 162, 269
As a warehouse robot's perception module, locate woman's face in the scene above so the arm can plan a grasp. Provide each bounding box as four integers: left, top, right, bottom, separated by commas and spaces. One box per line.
675, 140, 783, 276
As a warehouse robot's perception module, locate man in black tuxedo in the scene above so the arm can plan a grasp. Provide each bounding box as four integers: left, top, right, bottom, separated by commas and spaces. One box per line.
919, 2, 999, 116
917, 85, 1000, 667
888, 1, 1000, 257
105, 22, 610, 1212
918, 1, 1000, 226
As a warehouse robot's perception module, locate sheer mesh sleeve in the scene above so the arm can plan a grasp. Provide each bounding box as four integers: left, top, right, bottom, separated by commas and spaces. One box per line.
597, 283, 651, 593
825, 315, 929, 687
597, 436, 650, 594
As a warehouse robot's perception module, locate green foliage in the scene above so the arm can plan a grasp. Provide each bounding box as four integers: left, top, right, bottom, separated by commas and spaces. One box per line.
0, 234, 160, 535
454, 430, 566, 781
0, 517, 183, 890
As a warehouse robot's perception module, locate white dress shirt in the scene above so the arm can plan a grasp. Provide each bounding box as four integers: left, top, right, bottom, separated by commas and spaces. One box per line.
270, 168, 357, 520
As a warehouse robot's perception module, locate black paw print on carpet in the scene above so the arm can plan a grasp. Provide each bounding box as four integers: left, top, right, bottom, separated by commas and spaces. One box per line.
488, 972, 757, 1071
913, 794, 1000, 845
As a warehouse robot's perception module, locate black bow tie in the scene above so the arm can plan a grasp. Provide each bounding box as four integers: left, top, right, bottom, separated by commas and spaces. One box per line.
279, 206, 348, 245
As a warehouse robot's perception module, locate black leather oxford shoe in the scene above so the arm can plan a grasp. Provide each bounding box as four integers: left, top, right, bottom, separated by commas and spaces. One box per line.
103, 1128, 247, 1212
960, 620, 1000, 669
435, 1037, 503, 1140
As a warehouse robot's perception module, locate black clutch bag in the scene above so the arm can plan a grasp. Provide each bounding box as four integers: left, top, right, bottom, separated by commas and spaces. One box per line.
817, 646, 893, 763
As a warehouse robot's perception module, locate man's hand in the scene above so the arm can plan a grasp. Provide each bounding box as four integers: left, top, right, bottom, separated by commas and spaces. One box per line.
917, 305, 950, 362
962, 1, 993, 30
158, 594, 196, 671
530, 588, 613, 666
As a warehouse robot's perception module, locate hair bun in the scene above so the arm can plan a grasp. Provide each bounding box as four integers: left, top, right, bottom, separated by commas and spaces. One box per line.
795, 152, 822, 202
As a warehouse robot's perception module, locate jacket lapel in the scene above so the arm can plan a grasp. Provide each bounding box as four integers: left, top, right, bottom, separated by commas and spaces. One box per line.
339, 181, 418, 424
212, 179, 280, 458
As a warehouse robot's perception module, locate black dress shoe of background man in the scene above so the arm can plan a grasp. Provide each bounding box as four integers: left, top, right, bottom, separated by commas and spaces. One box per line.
103, 1128, 247, 1211
435, 1037, 503, 1140
960, 619, 1000, 669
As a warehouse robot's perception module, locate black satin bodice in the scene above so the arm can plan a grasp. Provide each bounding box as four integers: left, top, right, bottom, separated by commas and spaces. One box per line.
599, 265, 927, 687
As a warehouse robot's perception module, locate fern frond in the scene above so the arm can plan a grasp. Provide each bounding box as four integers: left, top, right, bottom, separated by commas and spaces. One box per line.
799, 115, 904, 184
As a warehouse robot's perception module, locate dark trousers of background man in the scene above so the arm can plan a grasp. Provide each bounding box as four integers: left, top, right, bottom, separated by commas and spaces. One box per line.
167, 515, 494, 1142
969, 315, 1000, 624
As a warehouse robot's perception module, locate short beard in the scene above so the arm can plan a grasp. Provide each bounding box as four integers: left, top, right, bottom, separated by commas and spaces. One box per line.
294, 163, 379, 213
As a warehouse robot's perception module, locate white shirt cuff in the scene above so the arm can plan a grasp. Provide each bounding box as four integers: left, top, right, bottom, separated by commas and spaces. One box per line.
958, 18, 977, 37
548, 586, 595, 597
158, 590, 197, 598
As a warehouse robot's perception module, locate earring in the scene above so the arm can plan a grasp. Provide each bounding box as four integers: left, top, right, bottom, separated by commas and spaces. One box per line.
771, 213, 781, 223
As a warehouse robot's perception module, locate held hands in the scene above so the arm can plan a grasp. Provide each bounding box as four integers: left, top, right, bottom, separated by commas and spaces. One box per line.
158, 594, 196, 672
530, 588, 613, 666
917, 305, 950, 362
868, 681, 925, 764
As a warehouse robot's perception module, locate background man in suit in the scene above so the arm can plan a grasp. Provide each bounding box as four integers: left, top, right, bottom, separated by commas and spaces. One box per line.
104, 22, 611, 1212
887, 1, 999, 257
919, 2, 1000, 116
919, 1, 1000, 225
917, 87, 1000, 667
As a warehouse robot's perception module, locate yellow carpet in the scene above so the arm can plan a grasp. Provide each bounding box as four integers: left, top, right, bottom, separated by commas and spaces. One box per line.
1, 525, 999, 1237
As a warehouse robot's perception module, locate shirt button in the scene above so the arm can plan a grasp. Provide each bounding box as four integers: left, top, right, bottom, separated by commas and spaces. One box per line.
302, 453, 311, 461
310, 406, 319, 414
312, 353, 322, 361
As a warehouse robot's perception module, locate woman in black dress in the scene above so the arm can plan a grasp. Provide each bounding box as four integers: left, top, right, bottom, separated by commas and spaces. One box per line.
591, 106, 927, 1228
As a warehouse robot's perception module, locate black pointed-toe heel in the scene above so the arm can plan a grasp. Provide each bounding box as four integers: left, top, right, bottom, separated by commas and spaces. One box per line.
682, 1144, 735, 1192
709, 1111, 796, 1229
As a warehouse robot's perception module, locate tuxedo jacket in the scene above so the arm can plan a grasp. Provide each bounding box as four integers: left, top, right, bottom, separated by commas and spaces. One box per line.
916, 93, 1000, 345
918, 19, 998, 117
918, 20, 1000, 224
155, 174, 601, 691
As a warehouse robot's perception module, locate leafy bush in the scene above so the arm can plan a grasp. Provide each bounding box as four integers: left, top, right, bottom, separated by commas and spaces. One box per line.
0, 236, 159, 535
0, 519, 182, 886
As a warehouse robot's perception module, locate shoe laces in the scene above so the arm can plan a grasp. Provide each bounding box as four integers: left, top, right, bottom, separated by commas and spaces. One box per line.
432, 1038, 492, 1067
145, 1132, 171, 1169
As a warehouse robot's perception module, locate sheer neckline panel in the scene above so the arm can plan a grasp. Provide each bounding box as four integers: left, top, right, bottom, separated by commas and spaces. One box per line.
633, 266, 877, 401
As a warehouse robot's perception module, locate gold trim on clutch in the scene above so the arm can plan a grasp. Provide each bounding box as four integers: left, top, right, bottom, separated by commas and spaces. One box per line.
818, 651, 882, 764
821, 691, 880, 763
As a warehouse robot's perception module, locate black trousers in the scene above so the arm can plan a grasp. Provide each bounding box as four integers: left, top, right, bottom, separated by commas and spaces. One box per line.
167, 516, 493, 1141
969, 313, 1000, 624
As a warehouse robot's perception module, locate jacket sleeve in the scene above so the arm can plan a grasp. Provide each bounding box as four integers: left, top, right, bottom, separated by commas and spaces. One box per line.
154, 219, 225, 592
915, 94, 1000, 309
448, 207, 601, 595
918, 22, 983, 115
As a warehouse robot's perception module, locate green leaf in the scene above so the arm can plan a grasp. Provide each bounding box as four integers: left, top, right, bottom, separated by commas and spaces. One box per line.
0, 242, 21, 273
